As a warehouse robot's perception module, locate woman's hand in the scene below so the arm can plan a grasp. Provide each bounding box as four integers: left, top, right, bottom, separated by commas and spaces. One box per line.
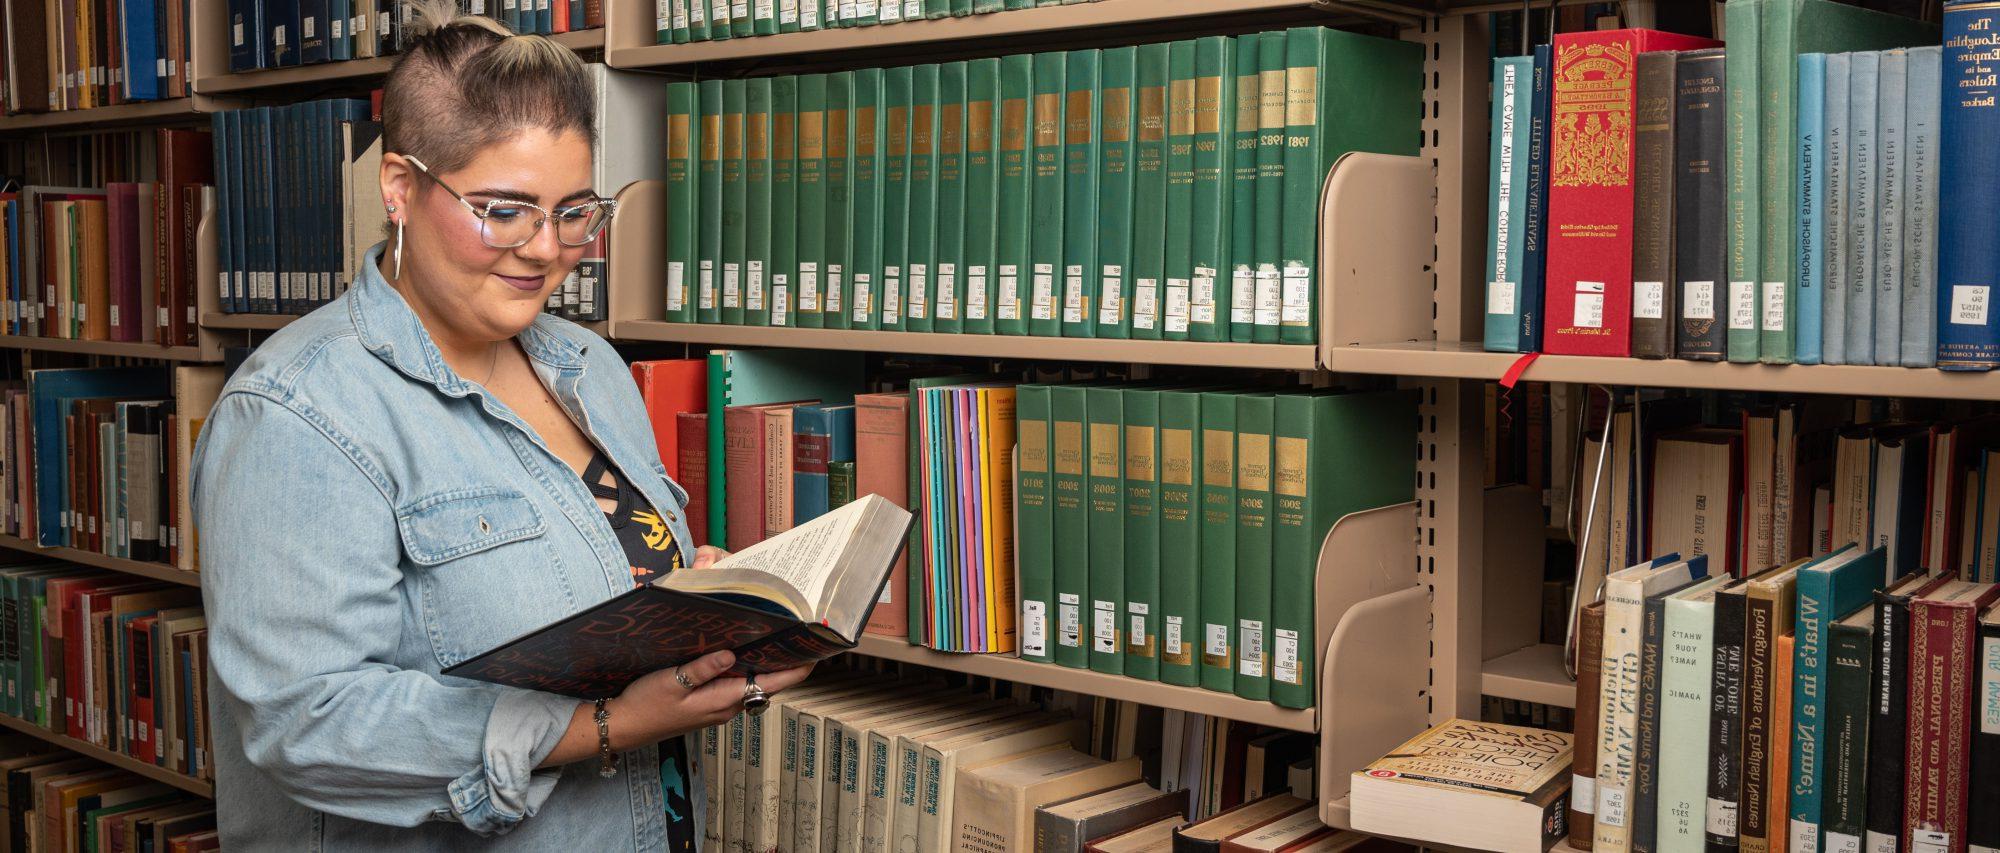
691, 545, 728, 569
540, 651, 819, 767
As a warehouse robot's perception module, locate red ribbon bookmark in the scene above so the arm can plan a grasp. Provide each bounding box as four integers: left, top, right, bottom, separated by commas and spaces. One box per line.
1498, 352, 1540, 390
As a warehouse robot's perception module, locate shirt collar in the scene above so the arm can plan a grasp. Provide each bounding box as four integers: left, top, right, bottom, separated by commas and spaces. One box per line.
349, 242, 589, 393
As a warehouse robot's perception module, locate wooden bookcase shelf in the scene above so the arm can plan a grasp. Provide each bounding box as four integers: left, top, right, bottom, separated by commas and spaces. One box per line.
0, 534, 201, 587
0, 713, 213, 797
0, 95, 244, 133
0, 335, 211, 361
612, 321, 1321, 369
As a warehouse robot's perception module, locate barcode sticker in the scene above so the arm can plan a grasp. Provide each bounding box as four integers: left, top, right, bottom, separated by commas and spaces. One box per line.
303, 17, 314, 38
1912, 831, 1950, 853
1237, 620, 1263, 676
1281, 262, 1310, 324
1571, 775, 1594, 814
233, 22, 244, 45
1633, 281, 1664, 319
1597, 785, 1626, 827
1953, 285, 1990, 325
699, 261, 715, 309
998, 265, 1020, 320
1867, 831, 1899, 853
773, 284, 790, 326
1253, 266, 1281, 327
1128, 614, 1146, 647
1191, 267, 1219, 324
1763, 281, 1786, 330
722, 264, 741, 308
850, 272, 870, 320
1684, 281, 1715, 320
779, 0, 796, 24
667, 261, 686, 311
1273, 628, 1299, 685
1573, 281, 1605, 329
747, 261, 765, 311
1093, 600, 1117, 652
1488, 280, 1517, 315
909, 264, 929, 319
1826, 832, 1861, 853
1205, 622, 1228, 657
1098, 265, 1123, 325
275, 24, 287, 46
1164, 616, 1183, 655
1064, 265, 1086, 323
936, 265, 956, 319
883, 270, 902, 324
1230, 266, 1253, 324
799, 262, 819, 310
1791, 821, 1820, 853
1022, 600, 1046, 656
966, 266, 987, 319
1705, 798, 1736, 836
1133, 279, 1159, 330
1165, 279, 1190, 333
1031, 265, 1055, 320
825, 266, 843, 313
1729, 281, 1756, 330
1058, 594, 1081, 648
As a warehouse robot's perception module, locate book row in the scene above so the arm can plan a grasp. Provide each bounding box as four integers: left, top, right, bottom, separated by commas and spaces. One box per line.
0, 131, 213, 348
689, 667, 1353, 853
657, 28, 1422, 344
653, 0, 1104, 44
0, 561, 211, 785
224, 0, 601, 74
1569, 548, 2000, 853
0, 0, 196, 114
0, 747, 216, 852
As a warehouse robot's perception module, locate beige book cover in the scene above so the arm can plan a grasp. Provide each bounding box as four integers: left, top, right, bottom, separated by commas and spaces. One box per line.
835, 698, 993, 853
918, 715, 1092, 852
780, 680, 942, 853
1218, 805, 1327, 852
868, 704, 1032, 853
1350, 719, 1571, 851
891, 711, 1053, 853
797, 689, 942, 853
743, 675, 882, 853
1173, 794, 1313, 846
818, 695, 952, 853
950, 751, 1141, 853
1085, 814, 1182, 853
702, 720, 731, 851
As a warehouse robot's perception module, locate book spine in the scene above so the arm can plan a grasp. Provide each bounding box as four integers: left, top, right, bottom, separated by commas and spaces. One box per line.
721, 78, 747, 326
723, 405, 766, 551
698, 80, 724, 324
995, 56, 1033, 335
1484, 56, 1532, 353
1633, 592, 1671, 852
794, 409, 831, 526
1122, 388, 1160, 680
1248, 33, 1284, 345
1757, 0, 1798, 364
1824, 53, 1852, 365
1095, 46, 1136, 340
1904, 599, 1980, 853
1865, 588, 1915, 853
1797, 54, 1826, 365
1724, 3, 1762, 363
1597, 577, 1648, 853
1742, 592, 1780, 853
1027, 52, 1065, 337
1231, 394, 1273, 702
856, 399, 908, 638
1969, 615, 2000, 853
1520, 44, 1551, 353
1677, 50, 1728, 361
1225, 33, 1259, 344
848, 69, 884, 330
963, 58, 1000, 335
772, 76, 799, 327
1547, 29, 1646, 357
1157, 390, 1202, 687
1574, 600, 1606, 850
1267, 393, 1323, 711
1901, 47, 1942, 368
1823, 619, 1873, 853
1085, 386, 1124, 674
1845, 53, 1880, 367
1130, 43, 1169, 341
1162, 40, 1197, 342
746, 77, 774, 327
797, 74, 828, 328
1631, 51, 1677, 360
906, 62, 938, 333
665, 83, 699, 323
1873, 50, 1910, 367
881, 67, 912, 332
1659, 597, 1716, 853
932, 62, 967, 334
1061, 49, 1100, 339
1050, 385, 1089, 668
1939, 1, 2000, 369
823, 71, 853, 330
1198, 391, 1237, 693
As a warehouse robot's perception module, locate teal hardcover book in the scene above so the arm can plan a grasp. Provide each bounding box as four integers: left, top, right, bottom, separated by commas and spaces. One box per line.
722, 79, 747, 326
1788, 544, 1886, 851
849, 68, 885, 330
698, 80, 725, 324
771, 75, 799, 327
1028, 52, 1068, 337
745, 77, 774, 327
1483, 56, 1533, 353
823, 71, 855, 330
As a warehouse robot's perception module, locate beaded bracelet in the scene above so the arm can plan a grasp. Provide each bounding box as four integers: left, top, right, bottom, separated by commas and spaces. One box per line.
593, 698, 618, 778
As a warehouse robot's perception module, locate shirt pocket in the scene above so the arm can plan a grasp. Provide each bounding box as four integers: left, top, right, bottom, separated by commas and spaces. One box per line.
397, 486, 577, 668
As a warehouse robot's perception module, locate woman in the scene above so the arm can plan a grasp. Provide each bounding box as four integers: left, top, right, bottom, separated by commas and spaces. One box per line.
190, 4, 810, 848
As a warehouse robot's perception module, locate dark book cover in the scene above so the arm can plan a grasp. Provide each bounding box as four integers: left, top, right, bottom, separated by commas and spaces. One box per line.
1823, 607, 1874, 848
1705, 579, 1750, 852
3, 0, 50, 112
1632, 589, 1675, 852
1902, 582, 1999, 853
1571, 600, 1606, 850
1865, 574, 1945, 853
1034, 785, 1187, 853
1518, 44, 1551, 353
1631, 51, 1678, 360
297, 0, 328, 64
1970, 608, 2000, 853
1673, 48, 1727, 361
1740, 590, 1782, 853
1938, 2, 2000, 370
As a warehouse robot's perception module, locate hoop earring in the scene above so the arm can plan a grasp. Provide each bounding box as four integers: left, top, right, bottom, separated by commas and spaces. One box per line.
393, 217, 405, 281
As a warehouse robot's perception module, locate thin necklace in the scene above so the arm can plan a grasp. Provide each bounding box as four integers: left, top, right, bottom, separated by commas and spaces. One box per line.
476, 342, 501, 386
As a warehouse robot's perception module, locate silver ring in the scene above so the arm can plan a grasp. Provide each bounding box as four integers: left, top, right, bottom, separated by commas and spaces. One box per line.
742, 679, 770, 716
673, 667, 695, 690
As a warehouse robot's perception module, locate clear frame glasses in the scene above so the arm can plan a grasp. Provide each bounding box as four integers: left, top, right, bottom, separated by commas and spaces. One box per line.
404, 154, 616, 249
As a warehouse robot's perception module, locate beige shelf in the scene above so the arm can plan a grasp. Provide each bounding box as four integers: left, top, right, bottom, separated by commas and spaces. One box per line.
0, 95, 240, 132
199, 312, 298, 331
612, 320, 1320, 369
1324, 340, 2000, 401
851, 635, 1315, 732
605, 0, 1410, 71
0, 334, 213, 361
0, 712, 213, 797
1480, 643, 1573, 709
0, 534, 201, 587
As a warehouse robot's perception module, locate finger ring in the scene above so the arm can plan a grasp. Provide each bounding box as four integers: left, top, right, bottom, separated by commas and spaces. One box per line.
742, 677, 770, 716
673, 667, 695, 690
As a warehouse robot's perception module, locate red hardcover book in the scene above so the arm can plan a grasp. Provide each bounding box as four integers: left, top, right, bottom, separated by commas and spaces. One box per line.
723, 404, 770, 553
855, 392, 910, 638
155, 129, 213, 347
553, 0, 569, 32
1543, 28, 1719, 357
676, 412, 710, 547
1904, 581, 2000, 853
630, 358, 707, 481
106, 184, 138, 342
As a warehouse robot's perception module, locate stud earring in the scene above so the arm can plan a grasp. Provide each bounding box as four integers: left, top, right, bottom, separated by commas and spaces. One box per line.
386, 204, 397, 213
393, 217, 405, 281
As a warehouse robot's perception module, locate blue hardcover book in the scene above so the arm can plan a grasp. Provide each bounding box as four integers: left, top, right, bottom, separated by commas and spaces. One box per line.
1824, 53, 1851, 364
328, 0, 349, 61
1481, 56, 1533, 353
1789, 544, 1886, 853
1873, 49, 1909, 366
1902, 46, 1943, 367
792, 404, 857, 526
537, 0, 553, 36
121, 0, 160, 100
210, 114, 232, 313
1797, 53, 1826, 364
1844, 51, 1879, 365
228, 0, 261, 70
572, 0, 585, 34
1519, 44, 1551, 353
299, 0, 329, 64
268, 0, 302, 67
1939, 3, 2000, 369
27, 368, 171, 548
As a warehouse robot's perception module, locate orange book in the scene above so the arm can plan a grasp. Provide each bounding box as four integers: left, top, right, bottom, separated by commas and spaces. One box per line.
1770, 633, 1795, 846
630, 358, 707, 482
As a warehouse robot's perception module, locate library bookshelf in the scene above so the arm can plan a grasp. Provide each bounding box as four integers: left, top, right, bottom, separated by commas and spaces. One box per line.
0, 534, 201, 587
0, 95, 244, 134
0, 712, 214, 797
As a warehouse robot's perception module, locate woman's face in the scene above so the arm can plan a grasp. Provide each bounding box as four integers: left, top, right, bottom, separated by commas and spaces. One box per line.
391, 125, 595, 343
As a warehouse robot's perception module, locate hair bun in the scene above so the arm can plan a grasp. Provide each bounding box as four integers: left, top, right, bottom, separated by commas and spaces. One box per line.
402, 0, 511, 42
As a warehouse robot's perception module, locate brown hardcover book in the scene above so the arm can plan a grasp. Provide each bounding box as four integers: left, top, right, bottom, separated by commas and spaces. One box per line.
952, 751, 1140, 853
1741, 409, 1777, 573
1631, 50, 1678, 359
156, 129, 211, 347
676, 412, 709, 546
1, 0, 49, 113
78, 199, 108, 341
856, 392, 911, 638
1740, 560, 1805, 853
1903, 580, 2000, 853
761, 404, 799, 541
723, 400, 798, 551
584, 0, 603, 26
1569, 600, 1606, 850
1034, 782, 1187, 853
1768, 633, 1794, 853
1173, 794, 1313, 853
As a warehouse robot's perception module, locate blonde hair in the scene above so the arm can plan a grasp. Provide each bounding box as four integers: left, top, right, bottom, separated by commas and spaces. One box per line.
380, 0, 595, 174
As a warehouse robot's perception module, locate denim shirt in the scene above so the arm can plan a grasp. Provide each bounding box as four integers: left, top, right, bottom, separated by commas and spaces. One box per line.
191, 244, 698, 850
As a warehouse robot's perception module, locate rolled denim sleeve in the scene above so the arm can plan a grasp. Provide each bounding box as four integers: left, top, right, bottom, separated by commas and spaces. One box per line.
193, 391, 581, 835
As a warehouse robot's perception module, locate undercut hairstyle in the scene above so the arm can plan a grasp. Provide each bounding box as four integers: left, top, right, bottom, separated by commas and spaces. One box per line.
380, 0, 596, 175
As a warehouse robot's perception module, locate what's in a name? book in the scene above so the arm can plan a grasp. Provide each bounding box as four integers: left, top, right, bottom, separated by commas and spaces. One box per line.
444, 494, 914, 699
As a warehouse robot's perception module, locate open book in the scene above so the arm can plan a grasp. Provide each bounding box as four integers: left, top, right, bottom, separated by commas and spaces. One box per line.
444, 494, 914, 699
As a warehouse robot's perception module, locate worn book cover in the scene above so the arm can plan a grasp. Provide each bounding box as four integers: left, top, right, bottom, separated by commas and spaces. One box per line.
1902, 580, 2000, 853
1351, 719, 1573, 852
1630, 51, 1677, 360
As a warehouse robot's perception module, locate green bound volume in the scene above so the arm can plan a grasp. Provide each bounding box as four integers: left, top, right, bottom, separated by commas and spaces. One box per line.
963, 58, 1002, 335
823, 71, 854, 329
745, 78, 774, 327
1163, 41, 1197, 342
1228, 34, 1261, 343
1122, 386, 1163, 680
1232, 393, 1275, 701
752, 0, 775, 35
1156, 389, 1202, 686
906, 64, 940, 334
796, 74, 828, 328
1095, 46, 1138, 340
708, 0, 730, 41
666, 81, 699, 324
1062, 49, 1101, 338
688, 0, 708, 40
849, 68, 885, 330
1724, 0, 1761, 362
1051, 384, 1090, 669
995, 54, 1034, 336
731, 0, 751, 36
1192, 35, 1237, 344
770, 76, 799, 327
777, 0, 797, 33
722, 80, 748, 325
933, 62, 969, 334
1130, 43, 1169, 341
1029, 52, 1068, 337
1250, 35, 1286, 344
1198, 391, 1237, 693
698, 80, 724, 325
1016, 385, 1055, 663
1085, 385, 1126, 674
1271, 390, 1418, 708
666, 0, 687, 43
880, 67, 912, 332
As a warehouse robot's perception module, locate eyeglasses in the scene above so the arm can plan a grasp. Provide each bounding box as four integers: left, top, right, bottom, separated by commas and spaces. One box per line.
404, 154, 616, 249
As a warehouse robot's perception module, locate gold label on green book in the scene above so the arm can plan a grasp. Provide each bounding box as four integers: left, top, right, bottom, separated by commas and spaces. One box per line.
775, 112, 796, 159
1102, 87, 1131, 143
1284, 67, 1317, 127
1237, 433, 1271, 493
1065, 91, 1092, 144
1202, 429, 1234, 486
1161, 429, 1193, 486
913, 104, 935, 154
1235, 74, 1259, 133
702, 114, 723, 159
669, 114, 692, 159
1169, 79, 1196, 136
1124, 425, 1155, 481
855, 106, 877, 155
799, 111, 825, 159
942, 104, 964, 153
1275, 436, 1307, 497
827, 109, 849, 158
724, 112, 745, 160
1054, 422, 1084, 476
749, 113, 769, 160
1258, 70, 1285, 131
968, 100, 995, 151
1001, 98, 1029, 152
887, 106, 909, 157
1138, 86, 1165, 142
1089, 423, 1120, 479
1194, 76, 1223, 134
1019, 420, 1048, 472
